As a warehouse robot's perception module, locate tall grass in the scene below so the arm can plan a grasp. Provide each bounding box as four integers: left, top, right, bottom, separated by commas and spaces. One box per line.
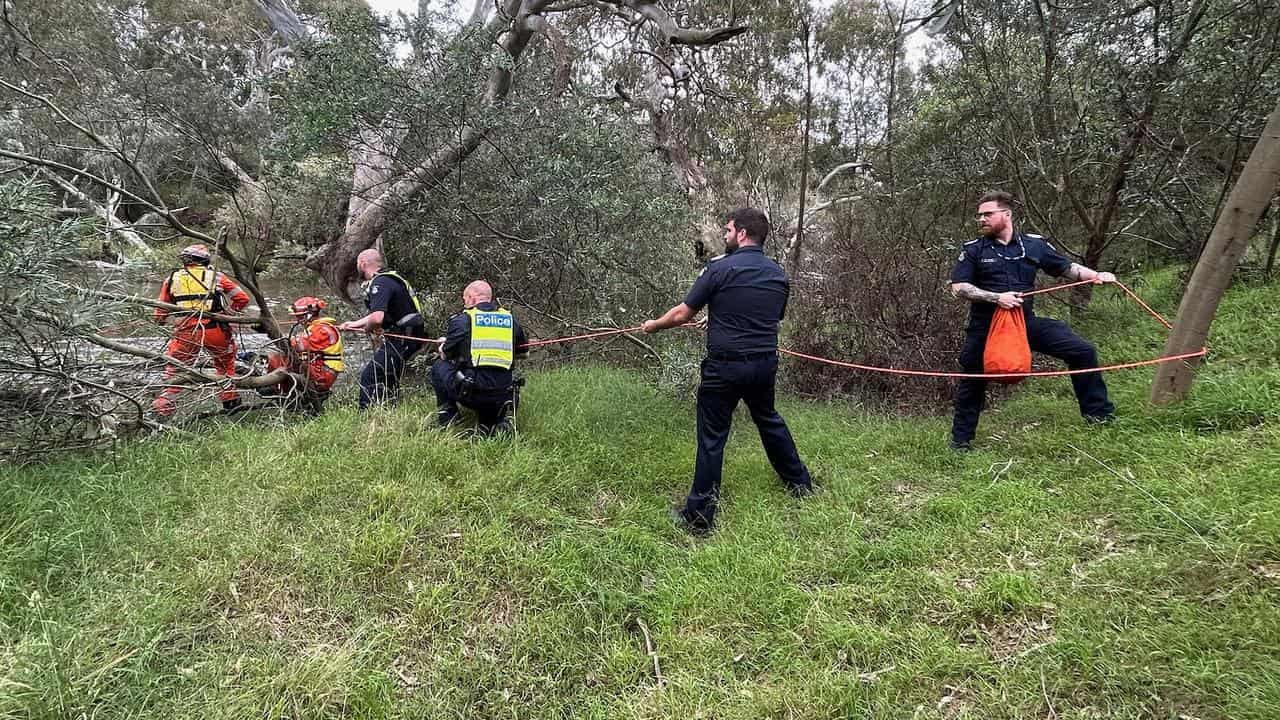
2, 271, 1278, 719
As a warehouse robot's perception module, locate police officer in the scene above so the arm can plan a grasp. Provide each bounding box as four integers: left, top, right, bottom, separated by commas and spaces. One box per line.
949, 191, 1117, 451
339, 249, 428, 409
432, 280, 528, 436
643, 207, 813, 536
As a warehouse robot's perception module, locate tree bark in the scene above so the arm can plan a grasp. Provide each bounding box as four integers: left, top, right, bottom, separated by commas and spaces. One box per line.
788, 9, 813, 271
1150, 96, 1280, 404
253, 0, 305, 41
1264, 197, 1280, 278
307, 1, 746, 299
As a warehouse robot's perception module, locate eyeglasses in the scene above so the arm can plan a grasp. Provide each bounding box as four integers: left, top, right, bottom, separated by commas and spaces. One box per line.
975, 209, 1010, 220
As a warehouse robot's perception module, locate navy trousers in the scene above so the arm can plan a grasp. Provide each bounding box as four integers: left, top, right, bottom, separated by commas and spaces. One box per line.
358, 336, 421, 409
685, 353, 811, 527
951, 314, 1115, 444
431, 360, 517, 431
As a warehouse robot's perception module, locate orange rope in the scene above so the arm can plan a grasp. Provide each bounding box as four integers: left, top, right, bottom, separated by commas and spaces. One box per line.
326, 281, 1194, 382
1115, 281, 1174, 329
341, 324, 654, 349
778, 346, 1206, 379
521, 325, 647, 348
775, 280, 1200, 379
1016, 278, 1097, 297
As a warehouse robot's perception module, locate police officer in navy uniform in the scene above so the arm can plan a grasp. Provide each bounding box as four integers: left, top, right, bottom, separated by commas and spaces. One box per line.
948, 191, 1117, 451
432, 280, 528, 436
339, 249, 428, 409
643, 207, 813, 536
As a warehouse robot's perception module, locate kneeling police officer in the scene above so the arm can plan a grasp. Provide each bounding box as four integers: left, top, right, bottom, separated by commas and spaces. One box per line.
432, 280, 528, 436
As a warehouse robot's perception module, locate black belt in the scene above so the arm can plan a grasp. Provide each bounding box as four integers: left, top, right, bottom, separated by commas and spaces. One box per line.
708, 350, 776, 361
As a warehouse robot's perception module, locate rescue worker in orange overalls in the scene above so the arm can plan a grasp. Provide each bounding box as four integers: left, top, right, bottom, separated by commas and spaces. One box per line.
262, 296, 344, 412
150, 244, 251, 417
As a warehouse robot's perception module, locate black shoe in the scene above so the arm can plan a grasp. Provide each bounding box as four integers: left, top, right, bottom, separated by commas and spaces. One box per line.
949, 439, 972, 453
1084, 414, 1116, 426
222, 397, 243, 413
786, 482, 817, 499
669, 506, 713, 537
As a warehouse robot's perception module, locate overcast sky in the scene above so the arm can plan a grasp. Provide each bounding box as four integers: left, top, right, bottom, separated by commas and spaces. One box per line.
366, 0, 422, 17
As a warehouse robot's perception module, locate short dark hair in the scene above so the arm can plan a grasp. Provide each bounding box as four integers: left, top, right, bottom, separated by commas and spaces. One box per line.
978, 191, 1015, 210
726, 207, 770, 245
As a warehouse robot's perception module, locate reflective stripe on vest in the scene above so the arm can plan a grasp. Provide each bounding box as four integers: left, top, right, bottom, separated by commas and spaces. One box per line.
312, 317, 345, 372
366, 270, 424, 315
465, 307, 514, 369
168, 266, 222, 312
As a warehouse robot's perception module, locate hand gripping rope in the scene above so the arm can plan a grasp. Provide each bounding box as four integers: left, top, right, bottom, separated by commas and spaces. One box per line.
337, 279, 1205, 380
778, 280, 1204, 379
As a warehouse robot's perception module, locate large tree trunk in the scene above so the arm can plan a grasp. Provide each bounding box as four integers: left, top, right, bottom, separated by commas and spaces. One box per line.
305, 0, 532, 300
303, 0, 747, 299
1150, 96, 1280, 405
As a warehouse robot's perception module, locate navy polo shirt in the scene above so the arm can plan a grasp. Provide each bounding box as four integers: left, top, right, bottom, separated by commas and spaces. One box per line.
364, 272, 419, 329
951, 232, 1073, 326
683, 245, 789, 356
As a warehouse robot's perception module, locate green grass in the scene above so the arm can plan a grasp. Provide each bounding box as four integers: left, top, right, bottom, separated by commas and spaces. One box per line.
3, 271, 1279, 719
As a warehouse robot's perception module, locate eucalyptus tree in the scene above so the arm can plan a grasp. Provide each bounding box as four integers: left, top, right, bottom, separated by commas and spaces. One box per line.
282, 0, 751, 299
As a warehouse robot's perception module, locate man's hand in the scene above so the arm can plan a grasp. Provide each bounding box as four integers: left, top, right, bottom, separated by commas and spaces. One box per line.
996, 291, 1024, 309
642, 320, 660, 334
338, 321, 359, 332
436, 337, 446, 359
1095, 271, 1117, 284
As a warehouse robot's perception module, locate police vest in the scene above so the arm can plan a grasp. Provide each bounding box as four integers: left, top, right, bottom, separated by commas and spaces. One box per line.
465, 307, 515, 370
365, 270, 424, 315
168, 266, 223, 312
312, 317, 344, 372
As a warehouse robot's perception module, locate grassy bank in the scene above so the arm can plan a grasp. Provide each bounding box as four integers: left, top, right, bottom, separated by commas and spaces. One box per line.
3, 273, 1279, 719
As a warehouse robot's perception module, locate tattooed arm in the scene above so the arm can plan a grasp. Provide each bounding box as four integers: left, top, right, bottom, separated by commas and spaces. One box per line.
950, 283, 1023, 309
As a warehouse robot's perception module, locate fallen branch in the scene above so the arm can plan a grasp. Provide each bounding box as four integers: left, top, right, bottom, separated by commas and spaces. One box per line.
635, 617, 664, 691
76, 288, 263, 325
80, 330, 299, 390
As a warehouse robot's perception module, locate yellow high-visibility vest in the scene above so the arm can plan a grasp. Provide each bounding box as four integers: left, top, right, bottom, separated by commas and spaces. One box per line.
168, 266, 221, 311
367, 270, 424, 314
312, 317, 344, 372
465, 306, 514, 369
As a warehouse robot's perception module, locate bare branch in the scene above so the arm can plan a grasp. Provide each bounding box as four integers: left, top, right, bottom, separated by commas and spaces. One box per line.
76, 288, 262, 325
611, 0, 747, 46
253, 0, 306, 42
0, 147, 220, 247
0, 78, 168, 210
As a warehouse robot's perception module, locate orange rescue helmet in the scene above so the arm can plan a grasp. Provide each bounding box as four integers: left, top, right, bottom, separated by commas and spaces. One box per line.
288, 296, 327, 319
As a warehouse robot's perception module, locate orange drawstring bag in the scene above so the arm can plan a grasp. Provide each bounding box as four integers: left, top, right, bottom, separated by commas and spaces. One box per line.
983, 307, 1031, 384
